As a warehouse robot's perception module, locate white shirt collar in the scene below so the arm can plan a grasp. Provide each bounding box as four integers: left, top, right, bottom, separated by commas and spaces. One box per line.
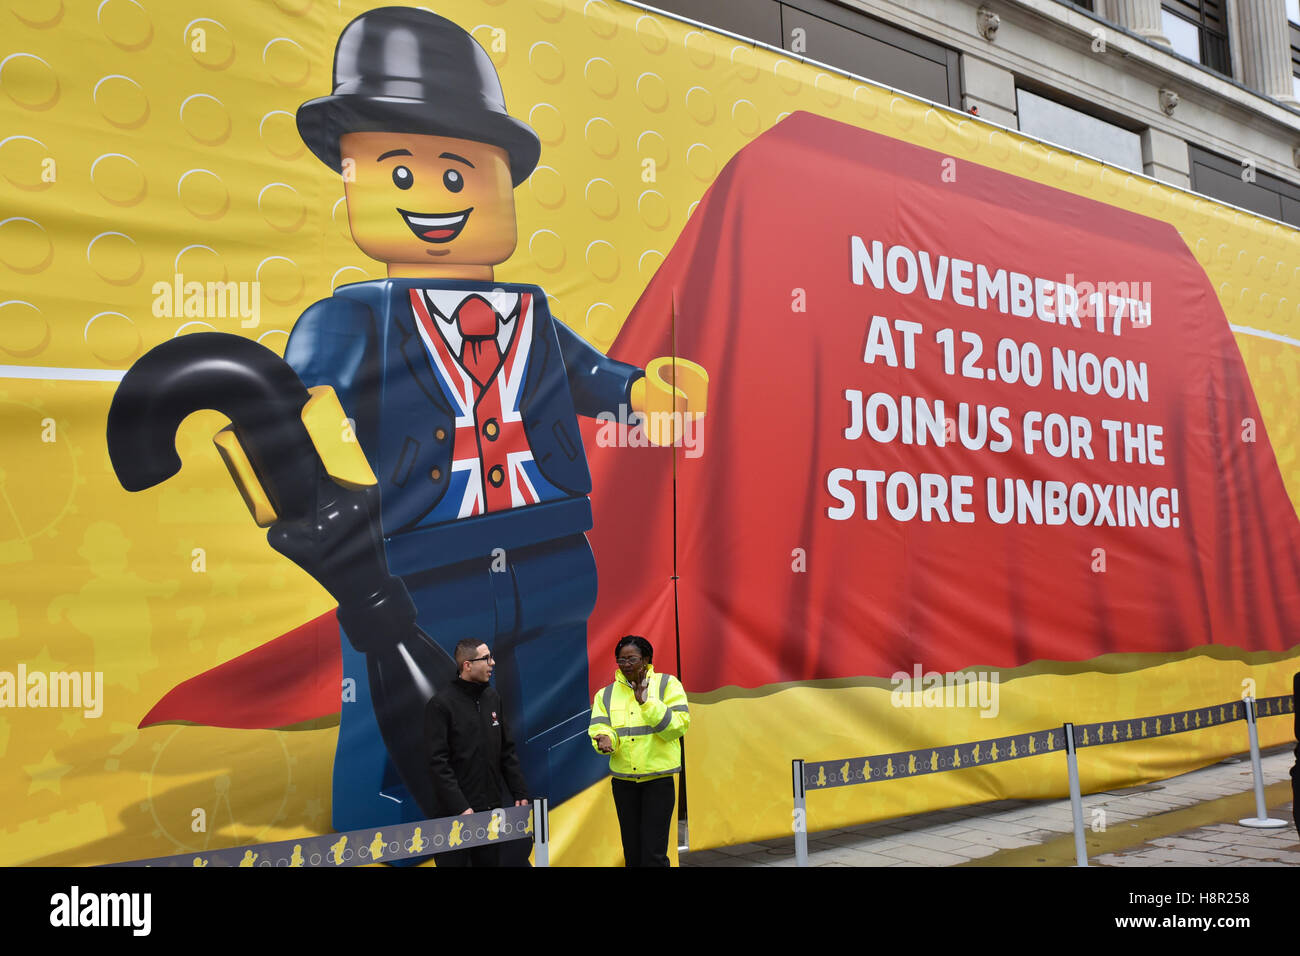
419, 289, 521, 354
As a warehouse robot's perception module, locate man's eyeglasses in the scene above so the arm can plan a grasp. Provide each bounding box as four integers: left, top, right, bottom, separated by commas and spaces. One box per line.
470, 653, 494, 663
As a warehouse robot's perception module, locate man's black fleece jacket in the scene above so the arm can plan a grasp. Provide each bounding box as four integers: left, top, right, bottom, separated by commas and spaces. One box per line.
425, 677, 528, 815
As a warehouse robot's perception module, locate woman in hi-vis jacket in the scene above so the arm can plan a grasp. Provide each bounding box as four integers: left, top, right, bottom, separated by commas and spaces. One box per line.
589, 636, 691, 866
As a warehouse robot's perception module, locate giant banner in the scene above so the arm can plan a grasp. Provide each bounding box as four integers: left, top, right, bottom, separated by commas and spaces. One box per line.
1, 0, 1297, 866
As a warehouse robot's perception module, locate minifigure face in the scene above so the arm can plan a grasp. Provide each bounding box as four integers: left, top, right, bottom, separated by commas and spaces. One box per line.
339, 131, 517, 277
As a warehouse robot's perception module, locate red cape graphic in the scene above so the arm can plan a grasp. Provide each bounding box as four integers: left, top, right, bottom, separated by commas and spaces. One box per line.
144, 111, 1300, 729
140, 611, 340, 729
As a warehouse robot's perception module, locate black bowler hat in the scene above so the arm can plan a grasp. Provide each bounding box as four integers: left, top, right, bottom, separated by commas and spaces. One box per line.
297, 6, 540, 186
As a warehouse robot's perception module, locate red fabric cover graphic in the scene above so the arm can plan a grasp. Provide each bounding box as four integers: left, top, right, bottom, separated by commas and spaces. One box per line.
588, 110, 1300, 693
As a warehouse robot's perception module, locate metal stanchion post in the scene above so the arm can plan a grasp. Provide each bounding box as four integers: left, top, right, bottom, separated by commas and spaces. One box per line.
532, 798, 551, 866
1063, 723, 1088, 867
792, 759, 809, 867
1237, 698, 1287, 828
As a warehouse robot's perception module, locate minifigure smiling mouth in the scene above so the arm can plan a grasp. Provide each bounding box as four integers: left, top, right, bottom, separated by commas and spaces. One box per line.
398, 207, 473, 243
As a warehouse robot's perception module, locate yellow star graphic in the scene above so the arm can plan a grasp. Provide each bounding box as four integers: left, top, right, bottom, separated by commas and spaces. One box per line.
208, 561, 249, 601
25, 749, 73, 796
25, 645, 69, 675
57, 711, 82, 736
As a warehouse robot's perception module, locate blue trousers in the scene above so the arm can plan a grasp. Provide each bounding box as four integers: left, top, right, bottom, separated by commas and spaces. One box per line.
332, 534, 607, 834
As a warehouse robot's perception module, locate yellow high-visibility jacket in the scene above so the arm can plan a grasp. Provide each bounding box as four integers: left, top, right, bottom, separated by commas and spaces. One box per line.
589, 666, 690, 781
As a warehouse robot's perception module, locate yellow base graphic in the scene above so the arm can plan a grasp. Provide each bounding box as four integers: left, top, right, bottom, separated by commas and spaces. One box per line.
687, 651, 1298, 850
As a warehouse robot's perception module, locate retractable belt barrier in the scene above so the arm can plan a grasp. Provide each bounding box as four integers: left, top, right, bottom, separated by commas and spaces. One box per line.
107, 799, 548, 868
793, 693, 1295, 867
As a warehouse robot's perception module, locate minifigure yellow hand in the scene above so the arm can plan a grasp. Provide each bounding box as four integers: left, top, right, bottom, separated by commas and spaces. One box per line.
213, 385, 377, 526
629, 357, 709, 446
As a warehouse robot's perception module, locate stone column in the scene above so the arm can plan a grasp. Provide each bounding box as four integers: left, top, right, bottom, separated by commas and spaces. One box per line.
960, 55, 1017, 127
1235, 0, 1299, 102
1110, 0, 1172, 45
1141, 128, 1192, 189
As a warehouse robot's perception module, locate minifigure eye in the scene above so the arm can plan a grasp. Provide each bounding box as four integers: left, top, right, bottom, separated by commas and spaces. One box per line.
392, 165, 414, 189
443, 168, 464, 193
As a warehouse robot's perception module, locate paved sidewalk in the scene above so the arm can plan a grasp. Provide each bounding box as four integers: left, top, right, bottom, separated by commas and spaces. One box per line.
680, 745, 1297, 867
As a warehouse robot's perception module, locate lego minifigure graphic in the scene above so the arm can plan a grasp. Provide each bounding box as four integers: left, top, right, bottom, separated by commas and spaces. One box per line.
108, 5, 707, 843
289, 5, 709, 831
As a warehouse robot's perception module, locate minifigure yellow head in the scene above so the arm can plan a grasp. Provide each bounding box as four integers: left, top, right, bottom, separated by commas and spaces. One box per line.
340, 131, 517, 279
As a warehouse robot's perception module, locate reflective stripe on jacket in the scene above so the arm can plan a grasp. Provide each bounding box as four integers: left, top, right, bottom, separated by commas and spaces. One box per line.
588, 666, 690, 781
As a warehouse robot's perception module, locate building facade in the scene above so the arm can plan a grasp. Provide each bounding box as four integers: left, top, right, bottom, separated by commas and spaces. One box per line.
648, 0, 1300, 225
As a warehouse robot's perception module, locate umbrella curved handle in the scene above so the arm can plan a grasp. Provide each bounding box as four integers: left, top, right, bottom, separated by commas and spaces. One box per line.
107, 332, 318, 522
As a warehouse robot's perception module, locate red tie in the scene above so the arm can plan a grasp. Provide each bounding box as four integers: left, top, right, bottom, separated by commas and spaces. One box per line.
453, 297, 502, 387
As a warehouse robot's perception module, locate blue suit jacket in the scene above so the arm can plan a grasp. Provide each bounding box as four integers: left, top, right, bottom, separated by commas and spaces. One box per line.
284, 278, 642, 573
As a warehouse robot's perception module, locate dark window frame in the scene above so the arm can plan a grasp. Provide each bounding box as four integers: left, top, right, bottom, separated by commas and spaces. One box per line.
778, 0, 962, 107
640, 0, 962, 109
1188, 143, 1300, 227
1161, 0, 1232, 76
1014, 77, 1145, 133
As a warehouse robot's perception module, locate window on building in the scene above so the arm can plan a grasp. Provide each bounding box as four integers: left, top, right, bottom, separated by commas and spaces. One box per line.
1288, 0, 1300, 99
1160, 1, 1231, 75
1016, 89, 1144, 172
640, 0, 784, 47
1188, 145, 1300, 227
779, 1, 960, 107
645, 0, 962, 108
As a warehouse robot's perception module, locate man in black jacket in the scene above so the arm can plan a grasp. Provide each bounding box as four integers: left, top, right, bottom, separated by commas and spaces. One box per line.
426, 638, 529, 867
